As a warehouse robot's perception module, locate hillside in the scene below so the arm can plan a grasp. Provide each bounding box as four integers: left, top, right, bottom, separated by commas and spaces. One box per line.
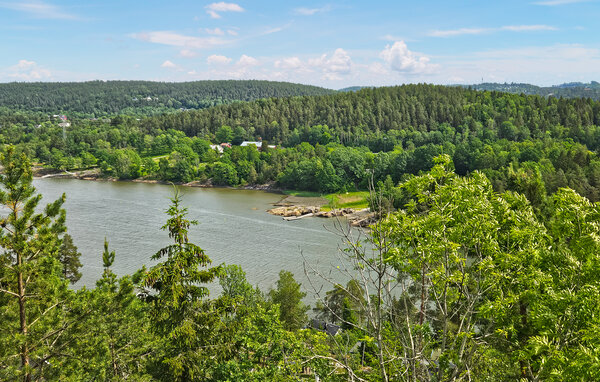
467, 81, 600, 100
142, 83, 600, 144
0, 80, 335, 117
4, 84, 600, 204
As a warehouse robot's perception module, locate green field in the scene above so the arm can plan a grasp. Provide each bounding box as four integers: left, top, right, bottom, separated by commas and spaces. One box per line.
322, 191, 370, 211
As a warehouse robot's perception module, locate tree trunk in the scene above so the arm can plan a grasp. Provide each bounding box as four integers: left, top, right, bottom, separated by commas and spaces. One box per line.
519, 301, 529, 379
17, 251, 31, 382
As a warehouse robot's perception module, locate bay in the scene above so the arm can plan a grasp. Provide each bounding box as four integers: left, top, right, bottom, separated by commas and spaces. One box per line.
33, 178, 354, 299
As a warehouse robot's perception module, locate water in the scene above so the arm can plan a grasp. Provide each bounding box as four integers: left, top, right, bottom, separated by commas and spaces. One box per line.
33, 179, 356, 300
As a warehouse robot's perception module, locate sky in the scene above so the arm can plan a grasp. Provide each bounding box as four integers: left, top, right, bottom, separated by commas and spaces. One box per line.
0, 0, 598, 88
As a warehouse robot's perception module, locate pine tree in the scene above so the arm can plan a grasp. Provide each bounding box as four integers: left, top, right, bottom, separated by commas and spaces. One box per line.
0, 146, 68, 381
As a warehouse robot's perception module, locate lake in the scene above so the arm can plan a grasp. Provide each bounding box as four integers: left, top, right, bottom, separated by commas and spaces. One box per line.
33, 178, 359, 300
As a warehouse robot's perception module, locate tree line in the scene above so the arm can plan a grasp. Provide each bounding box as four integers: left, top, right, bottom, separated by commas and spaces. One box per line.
0, 80, 334, 117
469, 81, 600, 101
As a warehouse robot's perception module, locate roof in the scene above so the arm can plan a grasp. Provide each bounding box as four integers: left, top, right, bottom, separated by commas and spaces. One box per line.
240, 141, 262, 147
310, 319, 342, 336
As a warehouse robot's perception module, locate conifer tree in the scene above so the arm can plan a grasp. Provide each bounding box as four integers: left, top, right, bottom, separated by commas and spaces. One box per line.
0, 146, 68, 381
269, 270, 309, 331
142, 188, 221, 381
58, 234, 82, 284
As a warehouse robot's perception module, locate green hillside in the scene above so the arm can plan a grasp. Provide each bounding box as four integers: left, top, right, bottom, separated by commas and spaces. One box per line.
467, 81, 600, 100
0, 80, 335, 117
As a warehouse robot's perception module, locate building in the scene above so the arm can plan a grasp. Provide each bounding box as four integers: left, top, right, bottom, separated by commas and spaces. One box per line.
240, 141, 263, 148
240, 141, 277, 150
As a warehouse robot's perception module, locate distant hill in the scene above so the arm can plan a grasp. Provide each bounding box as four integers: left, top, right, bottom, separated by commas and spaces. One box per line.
0, 80, 335, 117
553, 81, 600, 89
338, 86, 370, 92
466, 82, 600, 100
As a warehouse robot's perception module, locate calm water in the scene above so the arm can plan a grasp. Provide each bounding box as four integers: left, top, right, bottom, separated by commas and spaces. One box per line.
33, 179, 354, 298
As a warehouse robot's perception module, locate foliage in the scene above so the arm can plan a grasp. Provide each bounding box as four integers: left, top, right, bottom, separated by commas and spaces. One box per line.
57, 240, 154, 381
269, 270, 310, 331
58, 233, 82, 284
141, 188, 221, 381
0, 146, 68, 381
0, 80, 334, 117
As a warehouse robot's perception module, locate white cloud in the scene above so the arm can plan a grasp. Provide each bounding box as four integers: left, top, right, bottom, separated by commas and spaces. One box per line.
382, 34, 407, 41
293, 6, 331, 15
0, 1, 78, 20
534, 0, 588, 5
474, 43, 598, 60
308, 48, 353, 80
205, 27, 225, 35
501, 25, 558, 31
437, 44, 600, 85
227, 29, 238, 36
448, 76, 466, 83
429, 28, 489, 37
6, 59, 51, 80
430, 25, 558, 37
380, 41, 436, 74
238, 55, 259, 67
262, 26, 284, 35
205, 2, 244, 18
132, 31, 226, 49
179, 49, 198, 58
161, 60, 178, 69
274, 57, 303, 70
207, 54, 232, 65
368, 62, 389, 75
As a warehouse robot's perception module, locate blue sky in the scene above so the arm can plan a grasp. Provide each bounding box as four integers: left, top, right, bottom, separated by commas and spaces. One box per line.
0, 0, 598, 88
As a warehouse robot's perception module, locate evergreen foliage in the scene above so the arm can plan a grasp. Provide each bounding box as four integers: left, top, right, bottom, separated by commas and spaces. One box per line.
58, 234, 82, 284
142, 188, 221, 381
0, 80, 334, 117
0, 146, 68, 381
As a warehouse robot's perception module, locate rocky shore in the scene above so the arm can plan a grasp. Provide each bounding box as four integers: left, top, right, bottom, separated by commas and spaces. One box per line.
267, 204, 376, 227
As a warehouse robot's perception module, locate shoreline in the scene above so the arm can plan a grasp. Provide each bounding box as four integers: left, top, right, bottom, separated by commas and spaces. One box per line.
34, 168, 377, 226
33, 167, 280, 192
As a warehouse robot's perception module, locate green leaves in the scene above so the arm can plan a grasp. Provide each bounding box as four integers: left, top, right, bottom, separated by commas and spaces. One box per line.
141, 188, 222, 381
269, 270, 309, 331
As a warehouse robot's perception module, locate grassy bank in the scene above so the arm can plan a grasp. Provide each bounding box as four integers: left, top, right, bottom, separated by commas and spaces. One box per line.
283, 190, 369, 211
322, 191, 370, 211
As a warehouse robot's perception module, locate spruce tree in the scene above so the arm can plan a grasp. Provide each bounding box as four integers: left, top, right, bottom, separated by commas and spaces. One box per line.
142, 188, 221, 381
58, 234, 82, 284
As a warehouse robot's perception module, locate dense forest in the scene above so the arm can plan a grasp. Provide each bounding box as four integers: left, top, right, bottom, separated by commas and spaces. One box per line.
3, 84, 600, 206
3, 83, 600, 379
468, 81, 600, 100
0, 80, 334, 117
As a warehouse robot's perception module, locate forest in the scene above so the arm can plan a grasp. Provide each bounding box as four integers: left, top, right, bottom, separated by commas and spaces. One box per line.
3, 84, 600, 206
0, 80, 334, 117
3, 83, 600, 380
469, 81, 600, 101
2, 148, 600, 380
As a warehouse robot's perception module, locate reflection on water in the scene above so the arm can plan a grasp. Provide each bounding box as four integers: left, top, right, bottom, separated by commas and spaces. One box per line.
33, 179, 354, 299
